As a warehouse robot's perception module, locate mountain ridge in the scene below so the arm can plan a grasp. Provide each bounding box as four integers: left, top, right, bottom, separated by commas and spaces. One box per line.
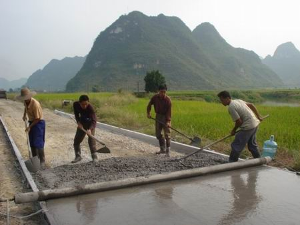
263, 42, 300, 87
192, 22, 282, 88
25, 56, 86, 91
0, 77, 27, 90
66, 12, 283, 91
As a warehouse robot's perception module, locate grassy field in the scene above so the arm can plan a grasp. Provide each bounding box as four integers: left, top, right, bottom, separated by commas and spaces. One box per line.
8, 90, 300, 169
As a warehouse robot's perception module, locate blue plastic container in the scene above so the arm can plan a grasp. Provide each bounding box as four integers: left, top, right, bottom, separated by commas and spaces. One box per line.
261, 135, 278, 159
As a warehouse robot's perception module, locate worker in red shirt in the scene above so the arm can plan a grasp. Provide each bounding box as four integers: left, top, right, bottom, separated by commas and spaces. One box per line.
147, 84, 172, 156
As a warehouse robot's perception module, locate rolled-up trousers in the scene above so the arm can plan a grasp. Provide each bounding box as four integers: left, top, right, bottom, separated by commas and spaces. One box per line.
155, 114, 171, 148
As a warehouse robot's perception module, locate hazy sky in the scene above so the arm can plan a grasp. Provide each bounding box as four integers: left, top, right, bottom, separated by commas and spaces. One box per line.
1, 0, 299, 81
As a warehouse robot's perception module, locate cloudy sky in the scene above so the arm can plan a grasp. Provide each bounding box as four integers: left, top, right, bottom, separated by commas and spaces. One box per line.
1, 0, 299, 80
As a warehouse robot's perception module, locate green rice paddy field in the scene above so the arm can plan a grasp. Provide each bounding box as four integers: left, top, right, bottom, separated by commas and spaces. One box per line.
8, 90, 300, 169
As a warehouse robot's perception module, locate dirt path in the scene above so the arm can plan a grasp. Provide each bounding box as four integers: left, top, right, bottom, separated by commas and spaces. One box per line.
0, 99, 182, 169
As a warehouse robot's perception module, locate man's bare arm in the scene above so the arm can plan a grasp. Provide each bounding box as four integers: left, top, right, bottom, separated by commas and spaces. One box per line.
231, 118, 242, 135
246, 103, 262, 121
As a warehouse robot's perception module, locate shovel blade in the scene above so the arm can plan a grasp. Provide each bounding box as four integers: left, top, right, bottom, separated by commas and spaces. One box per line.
96, 146, 111, 153
189, 137, 201, 147
25, 156, 40, 173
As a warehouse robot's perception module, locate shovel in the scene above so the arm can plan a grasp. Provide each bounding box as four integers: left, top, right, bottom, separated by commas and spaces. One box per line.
150, 117, 201, 147
78, 126, 111, 153
24, 120, 40, 172
70, 116, 110, 153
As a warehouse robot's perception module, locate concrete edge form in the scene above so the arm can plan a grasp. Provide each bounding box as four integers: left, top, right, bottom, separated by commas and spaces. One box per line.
15, 157, 272, 204
0, 116, 57, 225
0, 116, 38, 191
54, 110, 230, 158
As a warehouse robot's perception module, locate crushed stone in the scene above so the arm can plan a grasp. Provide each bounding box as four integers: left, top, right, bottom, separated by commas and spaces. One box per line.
33, 151, 228, 190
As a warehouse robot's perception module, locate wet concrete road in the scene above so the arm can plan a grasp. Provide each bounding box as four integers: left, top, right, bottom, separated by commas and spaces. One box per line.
46, 166, 300, 225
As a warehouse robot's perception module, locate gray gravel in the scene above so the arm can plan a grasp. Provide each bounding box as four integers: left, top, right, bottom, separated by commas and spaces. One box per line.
33, 151, 228, 190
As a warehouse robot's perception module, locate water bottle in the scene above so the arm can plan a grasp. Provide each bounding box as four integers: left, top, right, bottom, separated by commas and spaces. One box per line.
261, 135, 277, 159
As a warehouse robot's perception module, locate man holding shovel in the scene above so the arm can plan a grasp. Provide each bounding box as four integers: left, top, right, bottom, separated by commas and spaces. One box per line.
218, 91, 263, 162
17, 88, 46, 169
72, 95, 98, 163
147, 84, 172, 156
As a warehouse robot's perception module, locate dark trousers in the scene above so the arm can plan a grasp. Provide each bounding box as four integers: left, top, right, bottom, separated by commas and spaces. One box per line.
73, 127, 96, 157
230, 127, 261, 162
155, 114, 171, 148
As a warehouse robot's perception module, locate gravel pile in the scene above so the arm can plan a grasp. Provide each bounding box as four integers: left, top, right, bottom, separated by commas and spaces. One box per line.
33, 151, 228, 190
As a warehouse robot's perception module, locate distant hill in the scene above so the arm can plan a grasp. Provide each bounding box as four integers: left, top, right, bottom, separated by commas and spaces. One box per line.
66, 12, 216, 91
66, 11, 283, 91
263, 42, 300, 87
25, 56, 86, 91
0, 77, 27, 90
192, 23, 282, 88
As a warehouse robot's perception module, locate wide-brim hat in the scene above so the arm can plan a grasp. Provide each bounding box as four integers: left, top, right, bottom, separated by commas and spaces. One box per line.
16, 88, 36, 101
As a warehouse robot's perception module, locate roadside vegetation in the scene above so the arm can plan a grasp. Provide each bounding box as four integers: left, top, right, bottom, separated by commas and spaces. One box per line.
7, 90, 300, 170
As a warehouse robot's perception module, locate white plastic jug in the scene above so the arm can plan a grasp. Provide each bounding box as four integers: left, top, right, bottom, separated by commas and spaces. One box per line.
261, 135, 277, 159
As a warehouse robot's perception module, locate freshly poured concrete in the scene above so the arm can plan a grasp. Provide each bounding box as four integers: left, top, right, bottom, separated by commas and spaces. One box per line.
46, 166, 300, 225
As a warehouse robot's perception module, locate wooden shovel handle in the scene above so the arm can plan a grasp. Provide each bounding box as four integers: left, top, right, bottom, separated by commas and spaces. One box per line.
24, 120, 33, 158
78, 126, 106, 146
150, 117, 194, 141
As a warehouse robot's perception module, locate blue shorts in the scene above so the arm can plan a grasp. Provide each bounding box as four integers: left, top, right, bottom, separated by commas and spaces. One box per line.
29, 120, 45, 149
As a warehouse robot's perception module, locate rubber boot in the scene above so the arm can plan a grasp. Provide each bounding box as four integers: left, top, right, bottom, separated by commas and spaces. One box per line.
166, 138, 171, 157
88, 134, 98, 162
91, 153, 98, 162
165, 147, 170, 157
90, 147, 98, 162
156, 146, 166, 154
72, 146, 82, 163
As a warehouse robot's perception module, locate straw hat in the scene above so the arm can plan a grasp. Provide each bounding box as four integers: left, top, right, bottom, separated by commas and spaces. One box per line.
16, 88, 36, 101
